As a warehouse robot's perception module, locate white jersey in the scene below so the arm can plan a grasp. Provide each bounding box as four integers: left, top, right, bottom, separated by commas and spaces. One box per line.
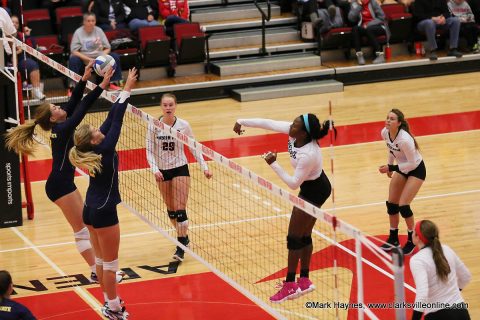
237, 118, 323, 190
410, 244, 471, 315
146, 117, 208, 172
0, 7, 16, 55
381, 127, 422, 174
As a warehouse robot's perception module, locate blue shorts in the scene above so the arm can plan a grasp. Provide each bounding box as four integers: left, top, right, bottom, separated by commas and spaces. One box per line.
45, 174, 77, 202
83, 204, 119, 228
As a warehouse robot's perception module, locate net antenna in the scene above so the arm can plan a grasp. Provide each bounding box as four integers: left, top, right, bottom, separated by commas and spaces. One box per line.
16, 37, 412, 319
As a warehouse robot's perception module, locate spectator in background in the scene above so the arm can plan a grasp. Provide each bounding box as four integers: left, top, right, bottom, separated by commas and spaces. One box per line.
413, 0, 463, 60
348, 0, 389, 65
123, 0, 160, 32
0, 270, 37, 320
93, 0, 127, 31
313, 6, 344, 35
159, 0, 190, 38
69, 12, 123, 90
448, 0, 479, 53
0, 6, 16, 55
11, 15, 46, 100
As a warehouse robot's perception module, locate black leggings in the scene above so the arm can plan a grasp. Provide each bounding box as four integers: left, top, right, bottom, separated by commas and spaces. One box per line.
352, 24, 385, 53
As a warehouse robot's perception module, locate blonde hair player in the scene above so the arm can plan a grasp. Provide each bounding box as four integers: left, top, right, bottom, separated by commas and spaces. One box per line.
410, 220, 471, 320
234, 114, 334, 303
69, 68, 138, 320
5, 62, 112, 283
378, 109, 426, 255
146, 93, 212, 262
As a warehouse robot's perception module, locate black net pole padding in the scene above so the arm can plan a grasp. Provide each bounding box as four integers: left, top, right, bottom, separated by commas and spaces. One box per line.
0, 71, 23, 227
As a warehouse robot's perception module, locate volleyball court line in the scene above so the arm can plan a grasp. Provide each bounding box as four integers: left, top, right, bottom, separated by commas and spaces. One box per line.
9, 227, 103, 315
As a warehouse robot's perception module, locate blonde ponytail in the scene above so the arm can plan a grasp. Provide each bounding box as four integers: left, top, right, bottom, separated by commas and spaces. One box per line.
69, 124, 103, 176
4, 103, 54, 155
69, 146, 102, 176
4, 122, 38, 155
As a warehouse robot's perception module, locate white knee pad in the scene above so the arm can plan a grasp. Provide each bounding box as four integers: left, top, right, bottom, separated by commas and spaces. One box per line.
74, 227, 92, 253
103, 259, 119, 272
95, 257, 103, 266
176, 220, 188, 235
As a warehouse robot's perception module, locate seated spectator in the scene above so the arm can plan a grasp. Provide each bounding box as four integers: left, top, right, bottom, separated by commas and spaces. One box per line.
413, 0, 463, 60
69, 12, 123, 90
93, 0, 127, 31
448, 0, 479, 52
160, 0, 190, 38
313, 6, 344, 34
0, 270, 36, 320
11, 15, 45, 100
124, 0, 160, 32
348, 0, 389, 65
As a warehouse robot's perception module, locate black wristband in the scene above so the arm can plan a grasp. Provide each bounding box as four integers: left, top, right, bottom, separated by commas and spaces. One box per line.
412, 310, 423, 320
388, 164, 399, 172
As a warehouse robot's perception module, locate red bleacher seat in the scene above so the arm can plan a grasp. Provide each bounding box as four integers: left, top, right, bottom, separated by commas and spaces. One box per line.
35, 35, 65, 77
104, 29, 139, 69
55, 6, 83, 44
173, 23, 206, 64
382, 3, 413, 43
23, 9, 52, 36
138, 25, 171, 67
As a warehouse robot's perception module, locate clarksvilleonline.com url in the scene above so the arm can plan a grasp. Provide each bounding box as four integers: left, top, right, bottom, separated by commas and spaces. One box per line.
304, 301, 469, 310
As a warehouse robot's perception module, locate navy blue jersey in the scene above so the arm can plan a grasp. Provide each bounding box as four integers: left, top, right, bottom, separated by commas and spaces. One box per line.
0, 298, 36, 320
49, 81, 103, 183
85, 93, 129, 209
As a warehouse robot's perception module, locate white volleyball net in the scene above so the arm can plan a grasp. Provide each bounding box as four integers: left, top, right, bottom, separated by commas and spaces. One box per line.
9, 36, 410, 320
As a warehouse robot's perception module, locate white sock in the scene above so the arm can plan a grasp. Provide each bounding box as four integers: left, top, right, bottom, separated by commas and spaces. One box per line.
103, 292, 108, 303
108, 297, 121, 311
90, 265, 96, 273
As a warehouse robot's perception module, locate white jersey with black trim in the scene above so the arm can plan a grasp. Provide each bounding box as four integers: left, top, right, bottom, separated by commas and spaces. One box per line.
381, 127, 423, 174
146, 117, 208, 172
237, 118, 323, 190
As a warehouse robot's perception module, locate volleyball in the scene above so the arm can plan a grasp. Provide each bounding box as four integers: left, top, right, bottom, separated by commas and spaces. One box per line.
93, 55, 116, 77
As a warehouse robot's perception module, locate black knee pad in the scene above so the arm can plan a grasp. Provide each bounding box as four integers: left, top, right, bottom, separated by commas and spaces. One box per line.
386, 201, 399, 215
167, 210, 177, 219
302, 235, 312, 246
399, 205, 413, 218
287, 235, 305, 250
176, 210, 188, 223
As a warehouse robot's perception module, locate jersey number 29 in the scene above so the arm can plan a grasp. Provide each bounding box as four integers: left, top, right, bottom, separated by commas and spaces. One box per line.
162, 142, 175, 151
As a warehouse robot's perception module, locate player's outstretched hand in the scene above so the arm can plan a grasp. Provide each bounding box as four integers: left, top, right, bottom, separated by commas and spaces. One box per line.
233, 122, 244, 135
124, 67, 138, 92
82, 60, 95, 81
262, 151, 277, 165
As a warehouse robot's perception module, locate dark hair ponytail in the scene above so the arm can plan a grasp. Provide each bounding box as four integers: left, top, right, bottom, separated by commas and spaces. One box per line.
420, 220, 451, 282
0, 270, 12, 301
390, 108, 419, 149
301, 114, 337, 142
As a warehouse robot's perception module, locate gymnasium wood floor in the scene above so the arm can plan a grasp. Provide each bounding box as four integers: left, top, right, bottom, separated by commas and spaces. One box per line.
1, 72, 479, 320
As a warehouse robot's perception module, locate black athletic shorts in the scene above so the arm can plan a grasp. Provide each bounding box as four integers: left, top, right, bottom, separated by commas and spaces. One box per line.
298, 170, 332, 207
45, 174, 77, 202
83, 204, 119, 228
160, 164, 190, 181
398, 160, 426, 181
425, 307, 470, 320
